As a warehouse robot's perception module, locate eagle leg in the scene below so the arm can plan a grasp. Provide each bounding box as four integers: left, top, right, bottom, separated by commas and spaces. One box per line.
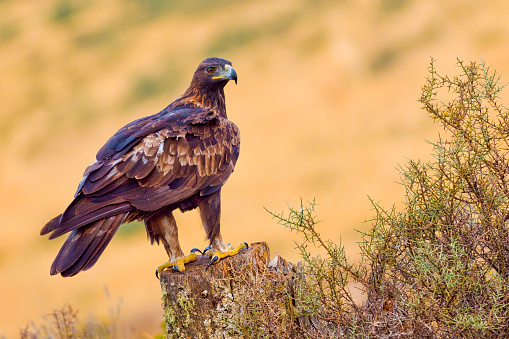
148, 212, 201, 278
198, 190, 248, 269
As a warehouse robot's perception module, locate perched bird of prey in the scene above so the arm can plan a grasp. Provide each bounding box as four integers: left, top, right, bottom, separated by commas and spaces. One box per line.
41, 57, 246, 277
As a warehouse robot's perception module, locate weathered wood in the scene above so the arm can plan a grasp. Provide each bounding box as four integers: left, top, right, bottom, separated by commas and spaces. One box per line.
159, 242, 301, 338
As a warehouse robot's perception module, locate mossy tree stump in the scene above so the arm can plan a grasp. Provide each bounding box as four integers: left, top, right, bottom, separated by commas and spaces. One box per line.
159, 242, 303, 338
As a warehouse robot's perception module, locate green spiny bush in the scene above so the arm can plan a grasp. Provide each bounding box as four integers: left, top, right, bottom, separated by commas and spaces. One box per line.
270, 59, 509, 338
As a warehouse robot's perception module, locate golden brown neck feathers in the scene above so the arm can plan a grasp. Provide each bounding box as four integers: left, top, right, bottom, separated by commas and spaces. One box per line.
168, 58, 235, 117
176, 84, 227, 117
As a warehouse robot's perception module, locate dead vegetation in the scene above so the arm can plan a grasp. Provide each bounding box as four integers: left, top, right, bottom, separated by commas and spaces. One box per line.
19, 303, 121, 339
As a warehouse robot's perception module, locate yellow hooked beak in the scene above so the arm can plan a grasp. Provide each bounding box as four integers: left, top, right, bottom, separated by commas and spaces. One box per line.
213, 64, 238, 84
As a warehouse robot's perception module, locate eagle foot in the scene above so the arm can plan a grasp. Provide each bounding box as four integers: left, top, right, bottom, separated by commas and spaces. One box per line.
155, 248, 202, 279
205, 242, 249, 270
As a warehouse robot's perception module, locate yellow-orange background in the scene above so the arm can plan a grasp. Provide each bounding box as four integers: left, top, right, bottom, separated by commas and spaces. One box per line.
1, 0, 508, 337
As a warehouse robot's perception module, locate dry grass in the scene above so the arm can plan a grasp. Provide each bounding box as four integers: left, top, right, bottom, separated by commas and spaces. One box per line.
2, 0, 509, 337
19, 304, 120, 339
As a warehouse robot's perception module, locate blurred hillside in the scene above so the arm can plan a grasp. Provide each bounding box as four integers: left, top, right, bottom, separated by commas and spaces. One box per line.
1, 0, 509, 337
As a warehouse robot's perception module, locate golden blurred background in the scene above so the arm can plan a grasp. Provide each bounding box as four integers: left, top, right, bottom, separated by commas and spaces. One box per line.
1, 0, 509, 337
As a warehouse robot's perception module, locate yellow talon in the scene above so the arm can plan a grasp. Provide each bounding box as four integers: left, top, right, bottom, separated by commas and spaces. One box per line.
156, 258, 185, 277
185, 250, 198, 263
206, 242, 248, 269
155, 248, 201, 278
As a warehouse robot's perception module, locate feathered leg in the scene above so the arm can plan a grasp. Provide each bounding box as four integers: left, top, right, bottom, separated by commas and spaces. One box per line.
150, 212, 201, 277
199, 190, 248, 269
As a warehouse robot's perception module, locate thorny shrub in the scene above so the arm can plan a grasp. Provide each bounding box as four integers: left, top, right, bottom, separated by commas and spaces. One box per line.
270, 59, 509, 338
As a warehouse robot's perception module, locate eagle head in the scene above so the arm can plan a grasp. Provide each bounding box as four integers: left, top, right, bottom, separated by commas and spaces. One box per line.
192, 57, 238, 89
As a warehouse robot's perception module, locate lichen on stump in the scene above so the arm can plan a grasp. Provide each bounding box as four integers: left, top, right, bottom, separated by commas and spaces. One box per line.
159, 242, 301, 338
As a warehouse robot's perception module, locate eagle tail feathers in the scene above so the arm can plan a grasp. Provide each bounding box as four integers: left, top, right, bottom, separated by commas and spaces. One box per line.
41, 198, 133, 240
41, 215, 61, 236
51, 213, 128, 277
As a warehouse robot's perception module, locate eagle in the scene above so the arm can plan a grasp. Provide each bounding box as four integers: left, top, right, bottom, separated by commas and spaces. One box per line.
41, 57, 246, 277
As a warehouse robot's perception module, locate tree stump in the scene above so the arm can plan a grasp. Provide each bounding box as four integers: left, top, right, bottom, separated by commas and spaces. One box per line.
159, 242, 300, 338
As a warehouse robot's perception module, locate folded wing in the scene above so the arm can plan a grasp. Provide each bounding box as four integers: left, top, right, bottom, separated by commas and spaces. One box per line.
41, 106, 240, 241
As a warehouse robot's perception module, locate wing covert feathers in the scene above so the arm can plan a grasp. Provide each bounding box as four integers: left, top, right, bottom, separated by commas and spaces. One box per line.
78, 109, 240, 209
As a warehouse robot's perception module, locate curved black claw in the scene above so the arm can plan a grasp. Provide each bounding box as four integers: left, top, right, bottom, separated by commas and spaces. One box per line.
243, 242, 249, 249
173, 265, 184, 274
206, 256, 219, 270
190, 248, 203, 255
155, 269, 159, 279
203, 246, 212, 254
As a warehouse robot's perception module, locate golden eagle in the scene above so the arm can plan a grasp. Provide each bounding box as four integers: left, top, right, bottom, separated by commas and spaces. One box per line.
41, 57, 246, 277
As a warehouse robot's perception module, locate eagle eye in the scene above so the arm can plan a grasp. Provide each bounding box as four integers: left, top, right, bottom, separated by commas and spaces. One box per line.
206, 67, 216, 74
